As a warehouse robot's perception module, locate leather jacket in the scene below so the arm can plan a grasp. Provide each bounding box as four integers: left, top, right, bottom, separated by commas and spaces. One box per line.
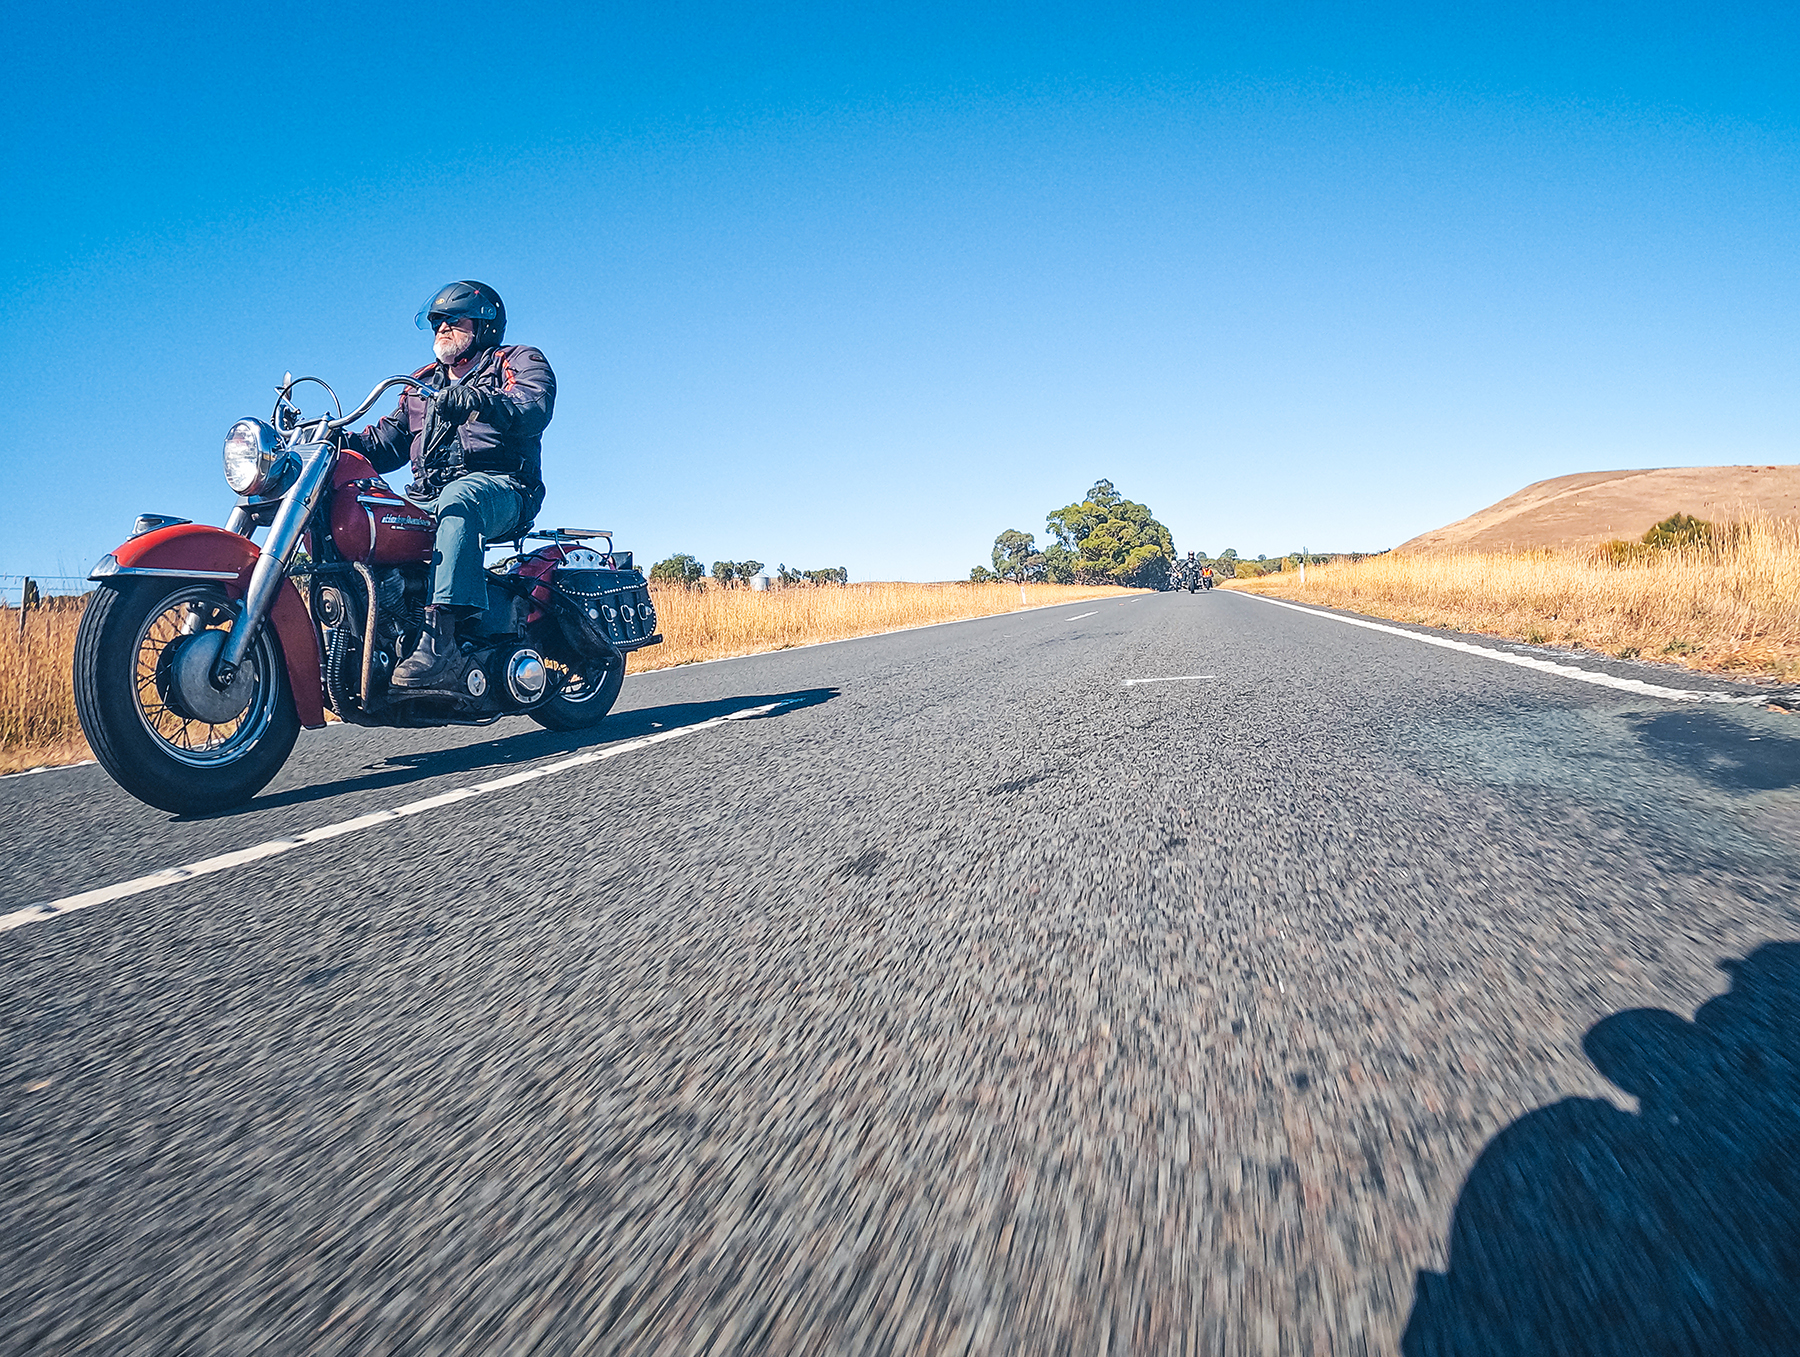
345, 344, 556, 499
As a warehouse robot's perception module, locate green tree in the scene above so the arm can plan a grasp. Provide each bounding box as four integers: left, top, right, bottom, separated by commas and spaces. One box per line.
1642, 514, 1713, 549
992, 529, 1045, 582
1042, 542, 1076, 584
969, 565, 998, 582
1044, 479, 1173, 588
738, 559, 765, 580
650, 553, 705, 586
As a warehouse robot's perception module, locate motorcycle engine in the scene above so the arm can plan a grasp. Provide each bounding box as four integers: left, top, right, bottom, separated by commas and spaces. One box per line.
451, 643, 546, 712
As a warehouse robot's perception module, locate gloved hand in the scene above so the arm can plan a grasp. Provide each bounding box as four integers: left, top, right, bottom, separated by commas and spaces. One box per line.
433, 383, 487, 423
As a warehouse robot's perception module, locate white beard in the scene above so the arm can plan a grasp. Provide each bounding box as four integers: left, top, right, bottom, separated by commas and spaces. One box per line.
434, 330, 475, 365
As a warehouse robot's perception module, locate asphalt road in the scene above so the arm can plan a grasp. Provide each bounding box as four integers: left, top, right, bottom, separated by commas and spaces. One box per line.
4, 590, 1799, 1356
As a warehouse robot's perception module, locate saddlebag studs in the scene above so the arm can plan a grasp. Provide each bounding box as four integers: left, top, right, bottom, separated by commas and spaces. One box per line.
508, 542, 664, 653
466, 667, 488, 697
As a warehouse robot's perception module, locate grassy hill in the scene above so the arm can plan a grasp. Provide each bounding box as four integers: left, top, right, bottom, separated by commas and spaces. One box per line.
1398, 464, 1800, 553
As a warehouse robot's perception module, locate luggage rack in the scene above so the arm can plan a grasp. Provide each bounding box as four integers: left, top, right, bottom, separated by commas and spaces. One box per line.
531, 527, 613, 546
485, 526, 614, 552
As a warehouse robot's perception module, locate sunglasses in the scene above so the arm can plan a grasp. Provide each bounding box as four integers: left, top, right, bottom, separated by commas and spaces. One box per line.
430, 315, 474, 332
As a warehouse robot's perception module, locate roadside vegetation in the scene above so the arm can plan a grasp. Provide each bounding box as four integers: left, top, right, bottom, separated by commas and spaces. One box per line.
648, 554, 851, 588
975, 479, 1175, 588
1, 602, 89, 774
0, 581, 1136, 774
1228, 513, 1800, 682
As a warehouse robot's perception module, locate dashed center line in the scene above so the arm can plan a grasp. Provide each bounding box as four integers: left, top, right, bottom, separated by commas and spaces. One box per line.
1, 698, 800, 935
1122, 676, 1218, 686
1066, 611, 1098, 621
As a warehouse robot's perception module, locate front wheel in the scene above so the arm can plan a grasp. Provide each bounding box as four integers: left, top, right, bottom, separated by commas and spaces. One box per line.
530, 650, 626, 731
73, 580, 301, 814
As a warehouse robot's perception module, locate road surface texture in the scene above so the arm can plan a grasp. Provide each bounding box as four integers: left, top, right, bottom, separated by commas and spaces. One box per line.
4, 590, 1798, 1355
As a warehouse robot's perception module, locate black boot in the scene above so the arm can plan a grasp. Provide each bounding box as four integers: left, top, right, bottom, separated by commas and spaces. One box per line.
392, 606, 472, 690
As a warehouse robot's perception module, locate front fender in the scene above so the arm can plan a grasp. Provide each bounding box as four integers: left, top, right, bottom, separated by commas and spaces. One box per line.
92, 524, 325, 728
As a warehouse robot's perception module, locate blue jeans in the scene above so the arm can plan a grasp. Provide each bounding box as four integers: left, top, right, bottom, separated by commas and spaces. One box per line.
414, 473, 527, 608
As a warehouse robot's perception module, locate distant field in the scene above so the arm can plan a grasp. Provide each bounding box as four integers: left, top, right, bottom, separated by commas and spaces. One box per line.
1231, 515, 1800, 684
0, 581, 1136, 775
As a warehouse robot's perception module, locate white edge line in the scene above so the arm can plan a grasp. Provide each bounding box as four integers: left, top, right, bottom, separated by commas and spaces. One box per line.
0, 759, 97, 780
1, 698, 798, 935
1066, 611, 1099, 621
1237, 593, 1769, 705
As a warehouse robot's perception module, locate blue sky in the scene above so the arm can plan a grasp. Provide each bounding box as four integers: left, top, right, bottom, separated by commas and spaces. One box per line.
4, 2, 1797, 581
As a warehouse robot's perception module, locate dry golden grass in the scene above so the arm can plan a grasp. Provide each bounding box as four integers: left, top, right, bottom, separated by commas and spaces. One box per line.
1230, 514, 1800, 680
631, 580, 1138, 671
0, 582, 1137, 772
1, 604, 91, 774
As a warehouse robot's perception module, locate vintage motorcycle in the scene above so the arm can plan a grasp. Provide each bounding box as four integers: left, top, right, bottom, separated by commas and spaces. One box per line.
73, 372, 661, 815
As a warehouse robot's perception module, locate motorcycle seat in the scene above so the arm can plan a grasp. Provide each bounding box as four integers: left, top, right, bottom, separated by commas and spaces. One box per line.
482, 513, 539, 552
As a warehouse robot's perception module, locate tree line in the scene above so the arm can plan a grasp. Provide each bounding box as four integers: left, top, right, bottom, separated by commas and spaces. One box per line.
972, 480, 1176, 589
649, 554, 849, 587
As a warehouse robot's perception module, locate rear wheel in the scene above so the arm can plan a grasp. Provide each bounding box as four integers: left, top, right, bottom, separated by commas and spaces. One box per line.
73, 580, 300, 814
529, 650, 625, 731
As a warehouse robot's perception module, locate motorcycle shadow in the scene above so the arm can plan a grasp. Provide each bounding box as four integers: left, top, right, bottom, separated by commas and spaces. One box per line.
1402, 941, 1800, 1354
194, 687, 840, 820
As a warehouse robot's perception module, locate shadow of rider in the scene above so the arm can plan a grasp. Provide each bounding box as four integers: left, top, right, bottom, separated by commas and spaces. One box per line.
1403, 942, 1800, 1356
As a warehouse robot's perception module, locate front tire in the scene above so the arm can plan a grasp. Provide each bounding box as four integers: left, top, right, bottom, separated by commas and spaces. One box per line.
73, 580, 301, 814
530, 650, 625, 732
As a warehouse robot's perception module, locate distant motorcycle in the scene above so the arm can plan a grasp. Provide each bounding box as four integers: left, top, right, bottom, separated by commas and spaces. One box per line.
74, 372, 662, 814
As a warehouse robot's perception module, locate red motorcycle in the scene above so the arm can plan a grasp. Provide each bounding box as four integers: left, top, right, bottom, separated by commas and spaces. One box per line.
73, 373, 661, 815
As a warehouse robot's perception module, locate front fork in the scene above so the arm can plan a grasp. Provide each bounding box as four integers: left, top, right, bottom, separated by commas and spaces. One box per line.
212, 441, 337, 686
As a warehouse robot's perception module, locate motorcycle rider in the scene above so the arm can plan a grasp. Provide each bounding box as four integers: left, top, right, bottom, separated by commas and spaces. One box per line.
343, 281, 555, 690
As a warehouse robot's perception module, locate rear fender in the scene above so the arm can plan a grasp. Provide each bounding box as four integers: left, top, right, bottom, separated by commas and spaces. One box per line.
92, 523, 325, 728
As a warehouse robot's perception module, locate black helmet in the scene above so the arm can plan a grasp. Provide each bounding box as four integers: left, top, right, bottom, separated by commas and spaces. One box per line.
415, 280, 506, 351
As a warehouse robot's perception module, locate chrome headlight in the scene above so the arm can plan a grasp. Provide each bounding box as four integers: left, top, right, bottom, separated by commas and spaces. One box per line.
223, 418, 284, 496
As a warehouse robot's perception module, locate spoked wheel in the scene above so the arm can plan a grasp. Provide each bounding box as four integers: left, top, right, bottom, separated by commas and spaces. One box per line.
73, 580, 300, 814
530, 650, 625, 731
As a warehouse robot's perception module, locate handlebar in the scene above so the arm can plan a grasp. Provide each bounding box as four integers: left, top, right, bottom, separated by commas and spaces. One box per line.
326, 374, 437, 431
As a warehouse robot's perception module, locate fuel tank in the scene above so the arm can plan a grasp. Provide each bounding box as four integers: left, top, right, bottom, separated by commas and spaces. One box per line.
326, 451, 435, 564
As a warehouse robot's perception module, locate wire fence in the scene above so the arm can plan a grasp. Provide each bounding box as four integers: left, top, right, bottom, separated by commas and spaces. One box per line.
1, 576, 94, 609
